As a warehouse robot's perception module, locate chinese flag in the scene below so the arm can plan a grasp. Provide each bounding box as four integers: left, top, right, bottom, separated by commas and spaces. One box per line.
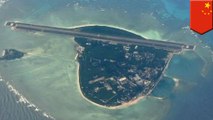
190, 0, 213, 34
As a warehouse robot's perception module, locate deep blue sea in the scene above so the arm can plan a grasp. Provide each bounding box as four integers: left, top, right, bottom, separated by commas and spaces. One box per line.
0, 0, 213, 120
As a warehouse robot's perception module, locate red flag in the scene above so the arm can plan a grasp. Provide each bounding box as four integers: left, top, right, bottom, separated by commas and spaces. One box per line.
190, 0, 213, 34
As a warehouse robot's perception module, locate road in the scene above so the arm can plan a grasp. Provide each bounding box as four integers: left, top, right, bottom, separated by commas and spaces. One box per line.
5, 21, 195, 52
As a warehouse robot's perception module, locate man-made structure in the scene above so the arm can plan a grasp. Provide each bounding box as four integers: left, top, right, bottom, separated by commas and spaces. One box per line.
5, 21, 196, 108
75, 35, 173, 107
5, 21, 195, 52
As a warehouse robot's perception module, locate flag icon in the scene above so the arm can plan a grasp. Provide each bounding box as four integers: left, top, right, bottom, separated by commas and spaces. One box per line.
190, 0, 213, 34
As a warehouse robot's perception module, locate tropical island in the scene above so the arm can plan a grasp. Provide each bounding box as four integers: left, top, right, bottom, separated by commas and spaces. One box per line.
75, 26, 173, 108
4, 21, 195, 108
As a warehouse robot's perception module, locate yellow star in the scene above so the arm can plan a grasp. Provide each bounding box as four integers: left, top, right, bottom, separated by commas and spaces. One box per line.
205, 2, 211, 9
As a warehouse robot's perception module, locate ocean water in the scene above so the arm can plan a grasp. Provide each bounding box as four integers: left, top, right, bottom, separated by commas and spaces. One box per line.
0, 0, 213, 120
0, 78, 51, 120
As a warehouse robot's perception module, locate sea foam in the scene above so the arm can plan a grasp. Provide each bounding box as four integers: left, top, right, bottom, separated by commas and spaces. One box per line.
0, 74, 55, 120
0, 0, 8, 7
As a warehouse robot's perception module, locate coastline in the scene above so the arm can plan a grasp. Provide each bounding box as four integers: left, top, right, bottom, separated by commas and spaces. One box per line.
59, 23, 147, 39
143, 53, 174, 96
75, 58, 147, 110
12, 21, 148, 40
71, 25, 176, 109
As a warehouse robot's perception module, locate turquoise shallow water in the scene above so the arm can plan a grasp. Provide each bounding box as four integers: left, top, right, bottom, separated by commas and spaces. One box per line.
0, 0, 213, 120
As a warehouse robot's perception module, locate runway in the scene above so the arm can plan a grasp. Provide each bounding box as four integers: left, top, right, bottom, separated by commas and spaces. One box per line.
5, 21, 195, 52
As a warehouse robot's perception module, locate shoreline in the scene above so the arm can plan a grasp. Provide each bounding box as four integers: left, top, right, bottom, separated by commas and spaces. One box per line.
76, 60, 147, 109
74, 44, 174, 109
12, 21, 148, 40
143, 53, 174, 96
55, 23, 148, 39
73, 37, 150, 109
72, 25, 176, 109
75, 53, 173, 110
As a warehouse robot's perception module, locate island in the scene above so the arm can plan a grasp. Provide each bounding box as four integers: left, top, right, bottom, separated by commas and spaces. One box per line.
0, 49, 25, 60
75, 26, 173, 108
5, 21, 195, 108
